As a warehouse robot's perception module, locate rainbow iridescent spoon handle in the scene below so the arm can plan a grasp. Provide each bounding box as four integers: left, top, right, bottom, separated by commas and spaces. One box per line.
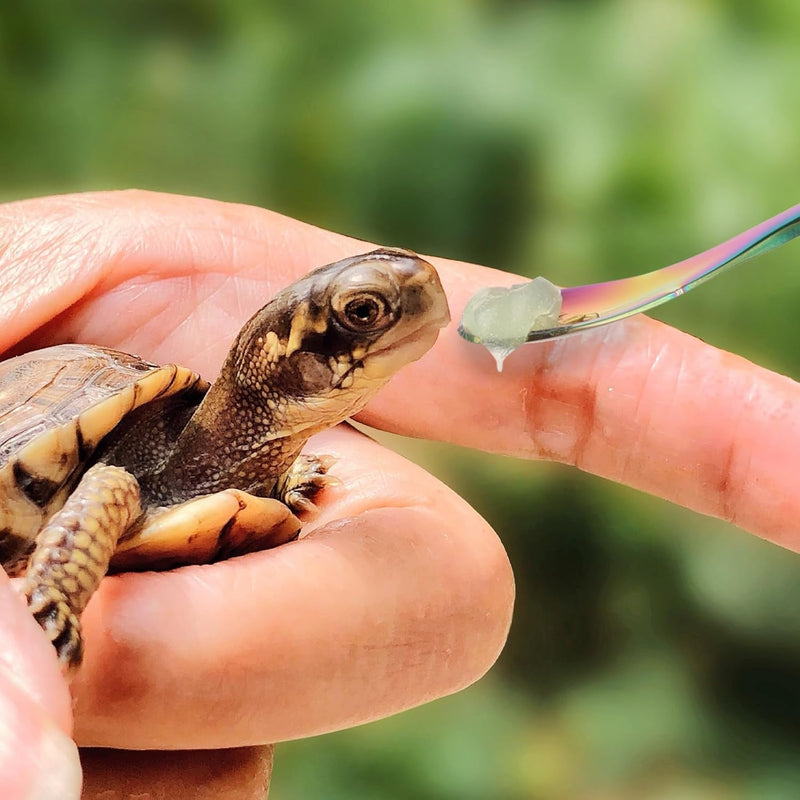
459, 204, 800, 354
542, 203, 800, 340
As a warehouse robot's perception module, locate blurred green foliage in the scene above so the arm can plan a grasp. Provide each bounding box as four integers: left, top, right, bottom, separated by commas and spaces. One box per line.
3, 0, 800, 797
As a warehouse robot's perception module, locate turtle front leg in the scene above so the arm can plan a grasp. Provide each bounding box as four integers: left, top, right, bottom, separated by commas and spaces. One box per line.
275, 454, 338, 514
23, 463, 141, 674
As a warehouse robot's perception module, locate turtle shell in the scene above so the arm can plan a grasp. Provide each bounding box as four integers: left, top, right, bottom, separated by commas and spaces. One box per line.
0, 344, 208, 572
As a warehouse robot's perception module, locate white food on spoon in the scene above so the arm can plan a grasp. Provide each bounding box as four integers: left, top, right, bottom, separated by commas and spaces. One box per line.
460, 277, 562, 370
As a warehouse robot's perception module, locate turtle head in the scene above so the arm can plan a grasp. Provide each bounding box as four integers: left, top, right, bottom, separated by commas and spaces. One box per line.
226, 248, 450, 431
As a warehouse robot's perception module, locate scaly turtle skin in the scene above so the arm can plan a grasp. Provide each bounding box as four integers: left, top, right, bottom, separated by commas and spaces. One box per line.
0, 249, 450, 673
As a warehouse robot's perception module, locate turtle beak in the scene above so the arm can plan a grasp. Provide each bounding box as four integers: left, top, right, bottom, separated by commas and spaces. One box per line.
415, 259, 452, 330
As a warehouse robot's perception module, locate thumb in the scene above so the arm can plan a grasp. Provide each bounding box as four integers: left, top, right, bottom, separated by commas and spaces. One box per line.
0, 572, 81, 799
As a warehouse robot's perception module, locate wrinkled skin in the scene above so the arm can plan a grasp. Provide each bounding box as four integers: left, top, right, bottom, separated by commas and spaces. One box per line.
2, 191, 798, 798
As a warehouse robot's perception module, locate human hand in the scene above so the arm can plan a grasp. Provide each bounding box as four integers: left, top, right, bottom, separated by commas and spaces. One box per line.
1, 191, 514, 798
1, 190, 796, 797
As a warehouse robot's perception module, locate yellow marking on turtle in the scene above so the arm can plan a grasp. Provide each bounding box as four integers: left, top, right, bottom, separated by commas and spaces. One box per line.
263, 331, 285, 363
13, 424, 81, 488
326, 356, 351, 382
285, 302, 328, 358
0, 476, 51, 549
0, 360, 207, 555
111, 490, 301, 572
72, 364, 204, 449
70, 383, 137, 447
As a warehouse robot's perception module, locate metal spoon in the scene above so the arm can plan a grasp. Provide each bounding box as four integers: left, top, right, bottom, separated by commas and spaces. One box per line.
459, 204, 800, 361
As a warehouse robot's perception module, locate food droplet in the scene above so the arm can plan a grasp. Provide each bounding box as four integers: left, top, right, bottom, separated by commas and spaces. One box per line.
485, 345, 515, 372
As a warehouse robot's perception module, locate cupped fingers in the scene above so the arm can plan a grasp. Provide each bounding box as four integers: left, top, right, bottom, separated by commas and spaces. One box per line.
70, 425, 514, 749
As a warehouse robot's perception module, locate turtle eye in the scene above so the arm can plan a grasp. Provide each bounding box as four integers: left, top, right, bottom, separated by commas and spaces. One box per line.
337, 292, 393, 332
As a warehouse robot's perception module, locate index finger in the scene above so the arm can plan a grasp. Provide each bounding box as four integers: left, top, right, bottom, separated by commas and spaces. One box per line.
2, 190, 797, 545
364, 264, 800, 549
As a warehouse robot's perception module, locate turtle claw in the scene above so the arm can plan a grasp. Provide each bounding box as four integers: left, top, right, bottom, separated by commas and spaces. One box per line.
283, 492, 319, 515
26, 587, 83, 677
277, 454, 339, 515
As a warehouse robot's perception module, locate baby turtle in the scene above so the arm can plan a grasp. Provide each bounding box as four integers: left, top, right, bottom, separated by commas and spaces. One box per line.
0, 248, 450, 673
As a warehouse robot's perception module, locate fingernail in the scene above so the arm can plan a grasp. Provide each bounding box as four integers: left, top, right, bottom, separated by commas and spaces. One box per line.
29, 719, 82, 800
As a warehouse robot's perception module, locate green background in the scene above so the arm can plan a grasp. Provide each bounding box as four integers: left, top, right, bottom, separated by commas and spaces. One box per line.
3, 1, 800, 797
